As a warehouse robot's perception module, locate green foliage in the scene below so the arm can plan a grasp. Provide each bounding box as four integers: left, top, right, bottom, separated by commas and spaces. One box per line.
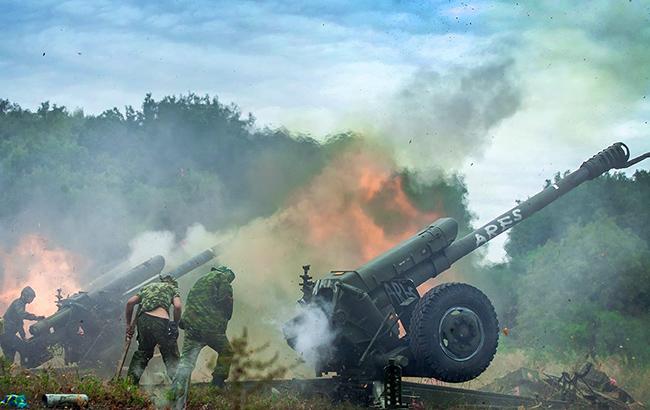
0, 357, 153, 409
505, 171, 650, 259
514, 219, 650, 364
0, 95, 471, 272
471, 262, 519, 328
0, 355, 351, 409
0, 95, 328, 264
475, 169, 650, 401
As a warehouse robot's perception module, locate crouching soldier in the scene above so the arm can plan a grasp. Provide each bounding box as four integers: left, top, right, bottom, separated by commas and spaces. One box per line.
125, 275, 182, 384
172, 266, 235, 401
1, 286, 45, 365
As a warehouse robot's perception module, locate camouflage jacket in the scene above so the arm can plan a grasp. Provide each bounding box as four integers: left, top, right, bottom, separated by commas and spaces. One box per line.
137, 282, 180, 313
2, 299, 40, 337
181, 268, 233, 333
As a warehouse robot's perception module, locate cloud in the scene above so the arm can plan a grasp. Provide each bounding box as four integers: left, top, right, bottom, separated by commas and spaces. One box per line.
460, 1, 650, 261
0, 0, 471, 132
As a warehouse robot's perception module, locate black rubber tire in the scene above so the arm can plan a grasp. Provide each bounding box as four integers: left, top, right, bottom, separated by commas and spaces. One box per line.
408, 282, 499, 382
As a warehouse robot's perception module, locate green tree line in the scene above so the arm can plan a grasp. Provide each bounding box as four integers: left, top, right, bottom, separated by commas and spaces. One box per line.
0, 95, 341, 264
0, 94, 472, 268
474, 171, 650, 368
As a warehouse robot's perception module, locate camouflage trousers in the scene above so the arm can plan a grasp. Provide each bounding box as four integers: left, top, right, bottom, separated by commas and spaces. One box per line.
0, 333, 25, 365
127, 313, 179, 384
172, 329, 233, 395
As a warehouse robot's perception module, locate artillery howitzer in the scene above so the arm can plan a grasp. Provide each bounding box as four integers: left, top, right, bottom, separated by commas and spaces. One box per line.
22, 249, 216, 372
285, 142, 650, 383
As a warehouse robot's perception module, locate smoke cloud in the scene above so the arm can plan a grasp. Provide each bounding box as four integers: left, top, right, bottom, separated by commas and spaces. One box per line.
0, 92, 476, 380
127, 231, 175, 267
283, 303, 338, 370
118, 141, 475, 379
370, 61, 522, 172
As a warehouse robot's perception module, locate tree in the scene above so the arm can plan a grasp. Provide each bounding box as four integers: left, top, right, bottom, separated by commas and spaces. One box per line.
514, 218, 650, 365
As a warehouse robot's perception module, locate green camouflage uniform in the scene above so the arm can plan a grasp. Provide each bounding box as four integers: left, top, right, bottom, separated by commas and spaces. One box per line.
127, 281, 180, 384
1, 299, 41, 364
172, 266, 235, 396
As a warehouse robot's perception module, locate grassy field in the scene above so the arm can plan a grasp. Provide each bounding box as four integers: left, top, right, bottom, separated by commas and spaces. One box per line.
182, 384, 360, 410
0, 363, 150, 409
0, 360, 362, 409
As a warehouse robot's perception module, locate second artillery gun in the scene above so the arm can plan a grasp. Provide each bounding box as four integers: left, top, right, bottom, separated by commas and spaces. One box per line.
22, 249, 217, 372
285, 142, 650, 383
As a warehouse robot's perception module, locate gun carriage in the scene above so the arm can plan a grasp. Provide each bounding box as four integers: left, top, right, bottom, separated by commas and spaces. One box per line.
285, 142, 650, 382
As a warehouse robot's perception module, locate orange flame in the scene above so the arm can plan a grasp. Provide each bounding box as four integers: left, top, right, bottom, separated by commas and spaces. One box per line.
0, 235, 82, 329
297, 149, 440, 271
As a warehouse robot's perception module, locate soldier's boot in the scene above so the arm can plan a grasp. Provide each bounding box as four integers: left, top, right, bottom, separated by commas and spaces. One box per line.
211, 350, 232, 388
209, 335, 233, 388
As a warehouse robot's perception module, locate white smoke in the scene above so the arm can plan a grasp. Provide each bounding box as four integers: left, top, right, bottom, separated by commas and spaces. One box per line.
283, 303, 338, 369
127, 230, 176, 266
126, 223, 231, 269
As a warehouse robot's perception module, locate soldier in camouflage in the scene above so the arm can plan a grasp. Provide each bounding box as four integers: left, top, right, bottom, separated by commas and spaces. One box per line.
125, 275, 182, 384
1, 287, 45, 365
172, 265, 235, 397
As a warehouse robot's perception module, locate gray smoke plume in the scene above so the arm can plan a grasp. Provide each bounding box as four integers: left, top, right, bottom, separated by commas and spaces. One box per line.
371, 61, 522, 172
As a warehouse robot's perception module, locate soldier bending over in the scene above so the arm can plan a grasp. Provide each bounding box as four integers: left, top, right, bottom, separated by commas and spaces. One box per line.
125, 275, 182, 384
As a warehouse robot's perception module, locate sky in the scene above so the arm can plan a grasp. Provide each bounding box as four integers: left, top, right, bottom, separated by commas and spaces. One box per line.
2, 0, 649, 261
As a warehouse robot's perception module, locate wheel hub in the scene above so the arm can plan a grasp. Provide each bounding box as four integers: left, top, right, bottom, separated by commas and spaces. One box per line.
438, 306, 484, 362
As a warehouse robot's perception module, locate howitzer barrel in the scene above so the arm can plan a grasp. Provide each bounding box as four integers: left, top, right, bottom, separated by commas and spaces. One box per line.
445, 142, 631, 264
23, 251, 219, 370
350, 143, 637, 293
94, 255, 165, 296
29, 305, 75, 336
166, 249, 217, 279
29, 256, 165, 336
122, 248, 217, 296
356, 218, 459, 291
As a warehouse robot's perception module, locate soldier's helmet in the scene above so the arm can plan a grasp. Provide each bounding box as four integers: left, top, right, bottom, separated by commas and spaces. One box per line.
159, 274, 179, 288
213, 265, 236, 283
21, 286, 36, 302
